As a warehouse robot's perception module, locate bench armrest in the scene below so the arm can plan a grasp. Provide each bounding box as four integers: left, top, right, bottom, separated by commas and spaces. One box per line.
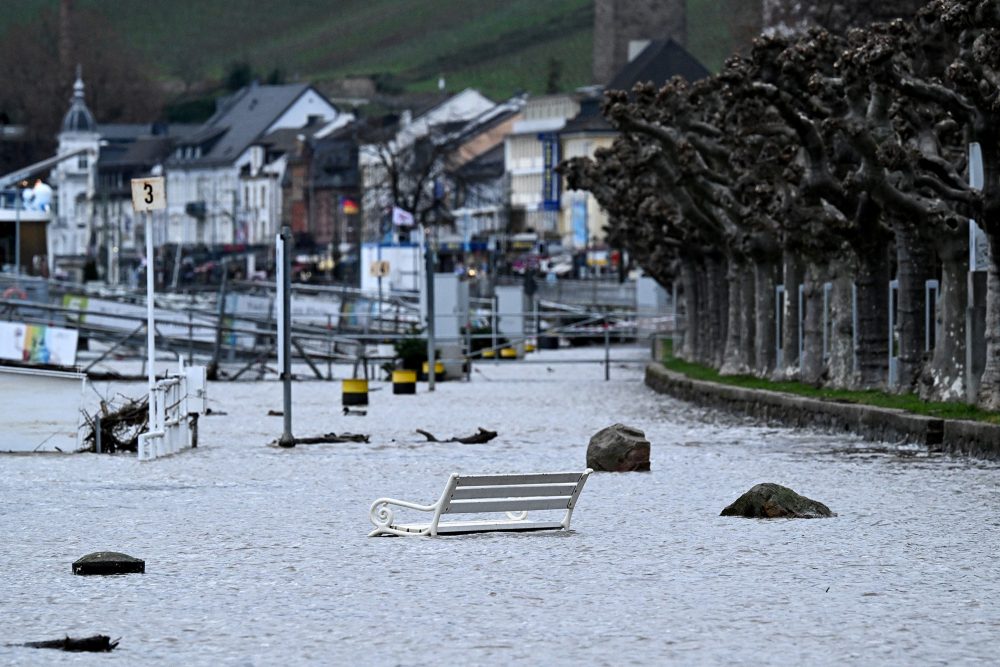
369, 497, 439, 536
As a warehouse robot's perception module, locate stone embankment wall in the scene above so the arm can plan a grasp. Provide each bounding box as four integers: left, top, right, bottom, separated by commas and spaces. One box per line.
645, 364, 1000, 458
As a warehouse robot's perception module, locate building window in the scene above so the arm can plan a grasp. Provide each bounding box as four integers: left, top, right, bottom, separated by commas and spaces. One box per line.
78, 154, 88, 170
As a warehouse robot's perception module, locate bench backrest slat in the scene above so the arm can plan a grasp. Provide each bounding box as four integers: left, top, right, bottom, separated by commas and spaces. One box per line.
444, 497, 571, 514
450, 483, 578, 500
455, 472, 582, 487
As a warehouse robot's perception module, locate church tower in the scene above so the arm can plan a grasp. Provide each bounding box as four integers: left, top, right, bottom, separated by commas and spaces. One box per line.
53, 69, 99, 257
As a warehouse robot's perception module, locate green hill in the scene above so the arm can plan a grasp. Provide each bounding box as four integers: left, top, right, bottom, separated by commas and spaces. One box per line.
1, 0, 594, 100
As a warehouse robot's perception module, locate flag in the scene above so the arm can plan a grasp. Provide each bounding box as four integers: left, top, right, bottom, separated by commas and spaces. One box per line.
341, 197, 359, 215
392, 206, 414, 227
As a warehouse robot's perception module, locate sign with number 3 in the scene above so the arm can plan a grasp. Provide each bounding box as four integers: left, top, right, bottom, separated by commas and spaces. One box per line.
130, 177, 166, 212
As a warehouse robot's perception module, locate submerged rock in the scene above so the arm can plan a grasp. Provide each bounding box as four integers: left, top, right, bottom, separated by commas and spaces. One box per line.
586, 423, 651, 472
721, 483, 835, 518
72, 552, 145, 575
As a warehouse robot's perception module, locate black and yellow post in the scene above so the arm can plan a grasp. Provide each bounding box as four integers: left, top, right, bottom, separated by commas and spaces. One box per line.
421, 360, 445, 381
342, 378, 369, 406
500, 347, 518, 360
392, 369, 417, 394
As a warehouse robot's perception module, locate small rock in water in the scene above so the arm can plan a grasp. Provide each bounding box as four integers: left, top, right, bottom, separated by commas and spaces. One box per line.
720, 483, 835, 518
72, 552, 145, 575
586, 423, 651, 472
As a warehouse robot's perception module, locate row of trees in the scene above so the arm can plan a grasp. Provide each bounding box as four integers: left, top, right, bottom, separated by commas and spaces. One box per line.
562, 0, 1000, 409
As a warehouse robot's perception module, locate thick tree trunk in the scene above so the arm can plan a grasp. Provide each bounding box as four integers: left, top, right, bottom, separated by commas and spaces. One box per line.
740, 262, 756, 373
975, 232, 1000, 410
800, 264, 826, 384
894, 229, 935, 393
854, 244, 890, 389
721, 259, 754, 375
720, 259, 745, 375
753, 259, 777, 376
827, 257, 855, 389
921, 225, 968, 402
776, 253, 804, 379
706, 255, 728, 368
695, 260, 714, 365
678, 259, 699, 361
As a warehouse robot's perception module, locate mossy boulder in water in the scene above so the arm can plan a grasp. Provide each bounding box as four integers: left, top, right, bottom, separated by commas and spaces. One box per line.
586, 423, 650, 472
721, 483, 835, 518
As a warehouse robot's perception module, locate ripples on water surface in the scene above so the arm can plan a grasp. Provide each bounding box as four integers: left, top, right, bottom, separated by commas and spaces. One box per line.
2, 347, 999, 665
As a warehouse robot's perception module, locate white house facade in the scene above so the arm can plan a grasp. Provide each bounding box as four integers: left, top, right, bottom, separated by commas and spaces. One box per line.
166, 83, 341, 247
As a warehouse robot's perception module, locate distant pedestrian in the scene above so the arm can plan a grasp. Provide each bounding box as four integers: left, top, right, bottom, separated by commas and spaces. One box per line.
524, 270, 537, 297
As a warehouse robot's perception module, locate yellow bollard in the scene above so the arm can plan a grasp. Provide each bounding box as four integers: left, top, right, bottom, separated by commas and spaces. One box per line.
500, 347, 518, 359
392, 369, 417, 394
421, 360, 445, 381
342, 378, 369, 406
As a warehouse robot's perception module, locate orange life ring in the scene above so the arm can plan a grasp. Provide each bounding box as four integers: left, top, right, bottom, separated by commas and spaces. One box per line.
2, 286, 28, 301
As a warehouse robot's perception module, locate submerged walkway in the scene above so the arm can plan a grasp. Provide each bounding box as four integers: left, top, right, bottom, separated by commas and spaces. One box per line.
645, 363, 1000, 458
2, 346, 999, 664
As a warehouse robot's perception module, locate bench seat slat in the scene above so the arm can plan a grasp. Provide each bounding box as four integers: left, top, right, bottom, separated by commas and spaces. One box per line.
444, 497, 570, 513
456, 472, 583, 486
395, 519, 565, 534
450, 483, 577, 500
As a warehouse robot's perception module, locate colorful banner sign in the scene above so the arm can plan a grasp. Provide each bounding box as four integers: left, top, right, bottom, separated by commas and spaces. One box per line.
0, 321, 78, 366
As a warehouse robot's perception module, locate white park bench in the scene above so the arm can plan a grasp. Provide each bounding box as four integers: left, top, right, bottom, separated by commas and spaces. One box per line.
368, 470, 593, 537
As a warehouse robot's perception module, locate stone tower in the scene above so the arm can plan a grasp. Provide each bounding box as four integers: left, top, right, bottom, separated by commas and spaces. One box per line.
593, 0, 687, 84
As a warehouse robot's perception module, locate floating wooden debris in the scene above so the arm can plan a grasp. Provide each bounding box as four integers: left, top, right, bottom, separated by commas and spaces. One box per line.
16, 635, 119, 652
271, 432, 370, 446
415, 427, 498, 444
83, 398, 148, 453
267, 409, 283, 416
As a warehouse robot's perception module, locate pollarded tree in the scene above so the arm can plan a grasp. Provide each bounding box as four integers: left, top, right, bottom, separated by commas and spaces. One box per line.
887, 0, 1000, 408
763, 0, 926, 36
747, 30, 898, 389
833, 18, 973, 395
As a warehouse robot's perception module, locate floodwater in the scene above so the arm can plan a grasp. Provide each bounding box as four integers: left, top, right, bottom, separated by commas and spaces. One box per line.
2, 346, 999, 665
